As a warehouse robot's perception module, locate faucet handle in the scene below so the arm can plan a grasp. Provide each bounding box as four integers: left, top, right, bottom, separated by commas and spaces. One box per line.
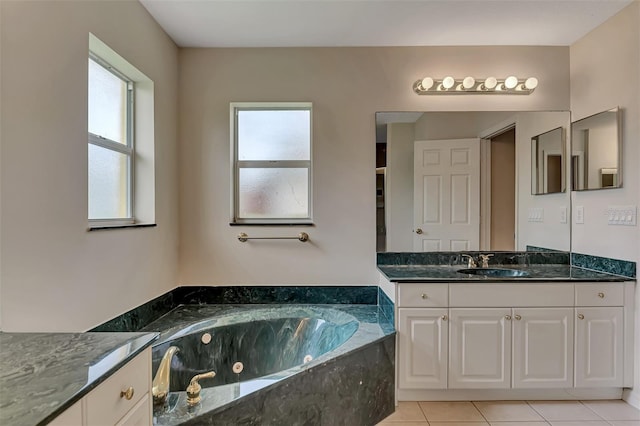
478, 253, 494, 268
186, 371, 216, 407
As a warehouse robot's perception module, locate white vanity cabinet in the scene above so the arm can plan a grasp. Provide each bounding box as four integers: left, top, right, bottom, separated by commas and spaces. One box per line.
575, 283, 625, 388
49, 347, 152, 426
395, 281, 634, 400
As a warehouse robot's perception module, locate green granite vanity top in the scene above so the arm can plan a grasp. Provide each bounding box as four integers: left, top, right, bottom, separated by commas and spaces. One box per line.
0, 332, 158, 426
378, 263, 630, 282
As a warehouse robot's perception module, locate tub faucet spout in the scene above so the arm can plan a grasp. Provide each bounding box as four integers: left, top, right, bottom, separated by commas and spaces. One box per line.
152, 346, 179, 405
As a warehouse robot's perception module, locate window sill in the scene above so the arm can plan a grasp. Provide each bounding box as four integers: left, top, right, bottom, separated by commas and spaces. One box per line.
88, 223, 157, 232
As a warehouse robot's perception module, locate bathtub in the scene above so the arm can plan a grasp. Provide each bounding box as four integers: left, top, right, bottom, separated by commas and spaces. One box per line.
148, 304, 395, 425
151, 306, 359, 391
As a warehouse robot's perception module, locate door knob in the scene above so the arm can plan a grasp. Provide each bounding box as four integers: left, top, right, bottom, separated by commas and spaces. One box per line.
416, 228, 423, 234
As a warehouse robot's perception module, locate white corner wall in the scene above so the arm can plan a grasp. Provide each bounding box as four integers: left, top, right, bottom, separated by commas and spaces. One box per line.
0, 0, 179, 331
178, 46, 570, 285
569, 1, 640, 408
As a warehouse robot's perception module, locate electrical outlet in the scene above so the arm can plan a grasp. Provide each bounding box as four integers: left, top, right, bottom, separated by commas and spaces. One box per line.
560, 206, 567, 224
575, 206, 584, 224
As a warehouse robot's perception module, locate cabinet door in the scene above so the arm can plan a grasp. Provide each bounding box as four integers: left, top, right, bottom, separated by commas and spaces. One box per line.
449, 308, 511, 389
398, 308, 448, 389
575, 307, 624, 387
513, 308, 573, 388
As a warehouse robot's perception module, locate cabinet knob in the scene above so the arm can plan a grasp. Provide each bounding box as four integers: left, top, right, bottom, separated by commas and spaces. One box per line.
421, 293, 428, 299
578, 313, 585, 320
598, 292, 605, 298
120, 387, 135, 400
441, 315, 448, 321
514, 314, 522, 321
416, 228, 423, 235
504, 315, 512, 320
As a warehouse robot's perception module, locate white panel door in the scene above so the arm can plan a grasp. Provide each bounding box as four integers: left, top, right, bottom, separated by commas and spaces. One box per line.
513, 308, 574, 388
413, 139, 480, 251
398, 308, 448, 389
575, 307, 624, 388
449, 308, 511, 389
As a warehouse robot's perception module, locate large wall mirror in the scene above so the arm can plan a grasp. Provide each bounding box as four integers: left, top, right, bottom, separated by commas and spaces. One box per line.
376, 111, 571, 253
531, 127, 565, 195
571, 107, 621, 190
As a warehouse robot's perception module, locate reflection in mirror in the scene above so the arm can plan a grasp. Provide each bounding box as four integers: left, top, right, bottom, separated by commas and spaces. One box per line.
531, 127, 565, 195
376, 111, 571, 253
571, 107, 621, 191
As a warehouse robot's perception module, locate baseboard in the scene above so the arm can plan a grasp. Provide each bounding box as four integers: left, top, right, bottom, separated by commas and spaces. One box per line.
623, 388, 640, 409
398, 388, 623, 401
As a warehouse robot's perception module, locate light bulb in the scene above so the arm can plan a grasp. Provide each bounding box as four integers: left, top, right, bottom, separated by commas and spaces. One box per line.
442, 76, 455, 90
483, 77, 497, 90
421, 77, 434, 91
524, 77, 538, 90
462, 76, 475, 89
504, 76, 518, 89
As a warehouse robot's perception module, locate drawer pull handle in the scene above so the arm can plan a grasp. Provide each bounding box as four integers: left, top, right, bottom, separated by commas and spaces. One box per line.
504, 315, 512, 320
421, 293, 428, 299
514, 314, 522, 321
598, 292, 605, 298
120, 387, 135, 400
441, 315, 448, 321
578, 313, 585, 320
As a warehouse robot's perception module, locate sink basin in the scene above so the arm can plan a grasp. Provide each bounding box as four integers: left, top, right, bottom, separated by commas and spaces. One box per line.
457, 268, 530, 277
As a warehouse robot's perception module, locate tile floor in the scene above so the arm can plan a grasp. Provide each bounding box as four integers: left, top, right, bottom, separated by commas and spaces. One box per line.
377, 400, 640, 426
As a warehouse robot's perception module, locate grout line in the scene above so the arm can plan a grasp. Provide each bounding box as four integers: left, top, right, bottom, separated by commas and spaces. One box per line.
471, 400, 491, 424
579, 400, 610, 421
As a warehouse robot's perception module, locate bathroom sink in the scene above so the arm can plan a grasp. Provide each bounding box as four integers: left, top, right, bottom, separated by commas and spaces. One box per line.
457, 268, 530, 277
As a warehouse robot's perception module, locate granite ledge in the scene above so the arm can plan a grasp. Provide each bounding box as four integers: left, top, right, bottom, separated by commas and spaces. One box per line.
0, 332, 158, 426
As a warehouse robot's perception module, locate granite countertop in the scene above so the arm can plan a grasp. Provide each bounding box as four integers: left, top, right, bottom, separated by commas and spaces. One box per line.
0, 332, 158, 426
378, 264, 631, 283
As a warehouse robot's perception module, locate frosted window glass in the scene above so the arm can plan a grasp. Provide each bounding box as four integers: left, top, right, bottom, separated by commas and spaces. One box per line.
88, 144, 129, 219
239, 168, 309, 219
88, 58, 127, 144
238, 110, 310, 161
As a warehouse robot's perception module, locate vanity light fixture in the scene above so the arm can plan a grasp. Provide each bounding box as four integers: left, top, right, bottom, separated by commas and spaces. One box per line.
414, 75, 538, 95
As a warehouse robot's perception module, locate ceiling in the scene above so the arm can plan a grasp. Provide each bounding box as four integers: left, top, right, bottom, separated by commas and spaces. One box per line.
139, 0, 633, 48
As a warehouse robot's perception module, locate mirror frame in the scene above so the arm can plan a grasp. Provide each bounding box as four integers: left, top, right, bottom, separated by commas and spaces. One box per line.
570, 107, 622, 191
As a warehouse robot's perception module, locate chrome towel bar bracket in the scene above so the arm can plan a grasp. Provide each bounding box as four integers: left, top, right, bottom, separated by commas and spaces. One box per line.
238, 232, 309, 242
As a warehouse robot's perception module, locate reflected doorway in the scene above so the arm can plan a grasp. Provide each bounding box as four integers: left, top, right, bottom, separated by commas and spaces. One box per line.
487, 128, 516, 250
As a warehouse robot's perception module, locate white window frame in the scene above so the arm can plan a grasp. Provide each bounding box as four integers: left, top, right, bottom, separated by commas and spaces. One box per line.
230, 102, 313, 225
88, 53, 135, 226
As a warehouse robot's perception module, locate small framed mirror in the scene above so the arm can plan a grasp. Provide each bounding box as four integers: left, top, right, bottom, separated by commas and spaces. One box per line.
571, 107, 621, 191
531, 126, 565, 195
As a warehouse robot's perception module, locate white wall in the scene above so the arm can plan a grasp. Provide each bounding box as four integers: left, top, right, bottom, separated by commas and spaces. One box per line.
178, 46, 570, 285
569, 1, 639, 407
386, 123, 415, 252
0, 0, 179, 331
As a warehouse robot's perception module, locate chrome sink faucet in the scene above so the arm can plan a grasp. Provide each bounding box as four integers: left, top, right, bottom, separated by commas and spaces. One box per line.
461, 254, 477, 268
152, 346, 179, 405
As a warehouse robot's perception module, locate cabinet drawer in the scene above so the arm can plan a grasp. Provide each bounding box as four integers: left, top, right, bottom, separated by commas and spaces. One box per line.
86, 348, 151, 425
575, 283, 624, 306
449, 283, 574, 307
398, 284, 448, 307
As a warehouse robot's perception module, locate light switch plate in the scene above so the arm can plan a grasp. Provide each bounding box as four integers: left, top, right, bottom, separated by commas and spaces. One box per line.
575, 206, 584, 224
607, 205, 637, 226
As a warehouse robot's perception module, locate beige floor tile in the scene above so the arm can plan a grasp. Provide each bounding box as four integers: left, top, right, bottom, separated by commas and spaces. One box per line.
378, 402, 427, 422
581, 400, 640, 421
607, 421, 640, 426
419, 401, 486, 422
489, 422, 549, 426
528, 401, 604, 421
473, 401, 545, 422
376, 422, 429, 426
547, 421, 610, 426
429, 423, 488, 426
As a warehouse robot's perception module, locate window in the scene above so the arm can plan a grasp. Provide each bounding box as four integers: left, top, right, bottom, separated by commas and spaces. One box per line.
88, 54, 134, 223
231, 103, 313, 224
